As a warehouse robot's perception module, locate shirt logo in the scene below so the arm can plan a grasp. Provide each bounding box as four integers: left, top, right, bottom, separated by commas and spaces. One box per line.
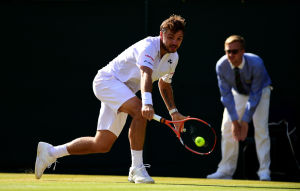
145, 54, 154, 62
168, 59, 173, 64
144, 60, 153, 66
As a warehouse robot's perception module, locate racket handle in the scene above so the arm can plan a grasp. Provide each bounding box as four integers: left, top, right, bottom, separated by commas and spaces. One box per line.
152, 114, 162, 122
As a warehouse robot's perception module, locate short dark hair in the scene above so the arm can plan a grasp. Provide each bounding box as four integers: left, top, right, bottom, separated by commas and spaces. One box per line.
160, 14, 186, 33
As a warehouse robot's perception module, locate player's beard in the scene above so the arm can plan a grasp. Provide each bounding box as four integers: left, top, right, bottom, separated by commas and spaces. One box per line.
161, 41, 177, 53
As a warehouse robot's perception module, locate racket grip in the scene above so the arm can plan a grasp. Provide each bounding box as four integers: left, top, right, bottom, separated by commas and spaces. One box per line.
153, 114, 162, 122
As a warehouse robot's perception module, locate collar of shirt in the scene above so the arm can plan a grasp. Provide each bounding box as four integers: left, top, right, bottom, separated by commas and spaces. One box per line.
229, 56, 245, 69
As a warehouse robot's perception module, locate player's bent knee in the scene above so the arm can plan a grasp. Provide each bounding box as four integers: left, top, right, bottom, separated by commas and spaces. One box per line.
98, 144, 112, 153
91, 140, 113, 153
94, 130, 117, 153
132, 112, 144, 120
130, 107, 145, 120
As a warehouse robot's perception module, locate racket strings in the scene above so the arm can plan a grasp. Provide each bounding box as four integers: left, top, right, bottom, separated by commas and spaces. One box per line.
180, 120, 215, 154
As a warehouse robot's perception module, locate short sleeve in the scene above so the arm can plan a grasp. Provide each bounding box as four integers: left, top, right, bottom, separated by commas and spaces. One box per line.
136, 44, 157, 70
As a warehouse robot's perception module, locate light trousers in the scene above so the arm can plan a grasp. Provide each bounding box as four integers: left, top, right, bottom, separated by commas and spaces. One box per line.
218, 86, 271, 177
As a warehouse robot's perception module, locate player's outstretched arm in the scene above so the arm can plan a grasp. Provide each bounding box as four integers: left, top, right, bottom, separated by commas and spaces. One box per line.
158, 78, 185, 122
158, 78, 176, 111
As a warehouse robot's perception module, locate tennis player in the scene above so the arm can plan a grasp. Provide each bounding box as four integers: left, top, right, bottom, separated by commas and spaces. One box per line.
207, 35, 272, 181
35, 14, 186, 184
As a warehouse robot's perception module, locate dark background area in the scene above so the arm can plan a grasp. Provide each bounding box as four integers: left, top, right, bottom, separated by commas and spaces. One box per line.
1, 0, 299, 182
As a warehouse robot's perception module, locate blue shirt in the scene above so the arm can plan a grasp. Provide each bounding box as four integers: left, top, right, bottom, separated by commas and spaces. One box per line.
216, 53, 271, 122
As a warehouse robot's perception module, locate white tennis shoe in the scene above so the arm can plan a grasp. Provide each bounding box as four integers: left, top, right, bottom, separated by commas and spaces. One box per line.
206, 171, 232, 179
35, 142, 57, 179
128, 164, 155, 184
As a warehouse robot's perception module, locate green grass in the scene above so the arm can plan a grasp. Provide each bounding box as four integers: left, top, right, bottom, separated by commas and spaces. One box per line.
0, 173, 300, 191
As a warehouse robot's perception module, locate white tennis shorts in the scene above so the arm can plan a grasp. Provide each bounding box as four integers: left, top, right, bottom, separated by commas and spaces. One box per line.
92, 70, 136, 137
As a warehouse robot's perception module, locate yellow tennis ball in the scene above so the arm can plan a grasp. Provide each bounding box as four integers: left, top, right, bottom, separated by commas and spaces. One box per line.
195, 136, 205, 147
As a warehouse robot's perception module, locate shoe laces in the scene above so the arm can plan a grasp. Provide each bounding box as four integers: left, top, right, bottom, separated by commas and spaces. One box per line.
136, 164, 151, 177
48, 160, 58, 171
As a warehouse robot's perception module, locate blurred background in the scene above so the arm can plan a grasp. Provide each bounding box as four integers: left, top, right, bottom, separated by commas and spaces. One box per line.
1, 0, 299, 182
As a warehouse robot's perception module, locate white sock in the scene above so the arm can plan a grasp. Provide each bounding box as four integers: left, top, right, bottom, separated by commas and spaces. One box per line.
131, 150, 143, 168
49, 144, 70, 158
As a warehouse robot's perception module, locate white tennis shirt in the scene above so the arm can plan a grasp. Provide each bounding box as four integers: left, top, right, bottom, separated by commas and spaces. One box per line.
99, 36, 179, 93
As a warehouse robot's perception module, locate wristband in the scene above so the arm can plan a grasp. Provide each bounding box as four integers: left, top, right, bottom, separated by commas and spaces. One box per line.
169, 108, 178, 115
142, 92, 153, 105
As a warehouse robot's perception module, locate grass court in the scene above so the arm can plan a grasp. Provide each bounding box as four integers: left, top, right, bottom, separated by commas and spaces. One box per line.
1, 173, 300, 191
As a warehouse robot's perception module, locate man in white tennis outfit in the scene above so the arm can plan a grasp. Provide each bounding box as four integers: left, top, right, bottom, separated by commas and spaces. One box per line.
35, 15, 186, 184
207, 35, 272, 181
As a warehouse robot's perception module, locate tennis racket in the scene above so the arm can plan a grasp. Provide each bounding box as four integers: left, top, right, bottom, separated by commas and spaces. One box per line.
152, 114, 217, 155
